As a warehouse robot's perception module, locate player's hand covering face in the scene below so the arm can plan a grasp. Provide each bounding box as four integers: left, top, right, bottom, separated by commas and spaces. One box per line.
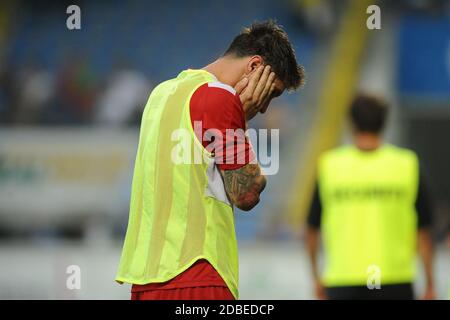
235, 65, 276, 121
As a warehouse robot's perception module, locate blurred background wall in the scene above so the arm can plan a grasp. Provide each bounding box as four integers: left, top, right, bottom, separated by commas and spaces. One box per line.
0, 0, 448, 299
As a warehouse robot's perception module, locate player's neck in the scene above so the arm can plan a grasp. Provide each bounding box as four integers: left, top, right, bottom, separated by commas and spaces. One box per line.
354, 132, 382, 151
202, 57, 244, 87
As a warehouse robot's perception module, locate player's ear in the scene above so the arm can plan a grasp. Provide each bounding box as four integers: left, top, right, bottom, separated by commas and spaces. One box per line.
246, 55, 264, 74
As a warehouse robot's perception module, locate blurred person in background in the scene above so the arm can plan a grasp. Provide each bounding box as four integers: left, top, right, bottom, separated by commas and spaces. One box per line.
306, 94, 435, 300
116, 20, 304, 300
0, 61, 15, 123
95, 60, 151, 126
51, 56, 98, 124
13, 58, 55, 124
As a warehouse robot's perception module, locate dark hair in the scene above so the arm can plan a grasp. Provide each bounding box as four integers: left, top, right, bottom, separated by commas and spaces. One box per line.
349, 94, 388, 134
224, 20, 305, 91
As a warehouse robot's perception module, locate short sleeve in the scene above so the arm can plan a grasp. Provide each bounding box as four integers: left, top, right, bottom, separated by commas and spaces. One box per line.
307, 182, 322, 229
416, 169, 433, 229
190, 82, 256, 170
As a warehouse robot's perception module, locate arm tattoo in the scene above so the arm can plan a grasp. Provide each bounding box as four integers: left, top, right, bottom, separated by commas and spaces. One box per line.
221, 164, 266, 210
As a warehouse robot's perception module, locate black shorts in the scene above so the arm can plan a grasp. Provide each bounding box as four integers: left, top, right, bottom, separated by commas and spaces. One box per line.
325, 283, 414, 300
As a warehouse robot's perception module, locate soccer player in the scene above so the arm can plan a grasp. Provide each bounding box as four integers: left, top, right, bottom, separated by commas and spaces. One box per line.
116, 20, 305, 300
306, 94, 435, 300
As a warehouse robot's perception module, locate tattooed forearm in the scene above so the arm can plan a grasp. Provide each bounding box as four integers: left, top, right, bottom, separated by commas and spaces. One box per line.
220, 164, 267, 211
